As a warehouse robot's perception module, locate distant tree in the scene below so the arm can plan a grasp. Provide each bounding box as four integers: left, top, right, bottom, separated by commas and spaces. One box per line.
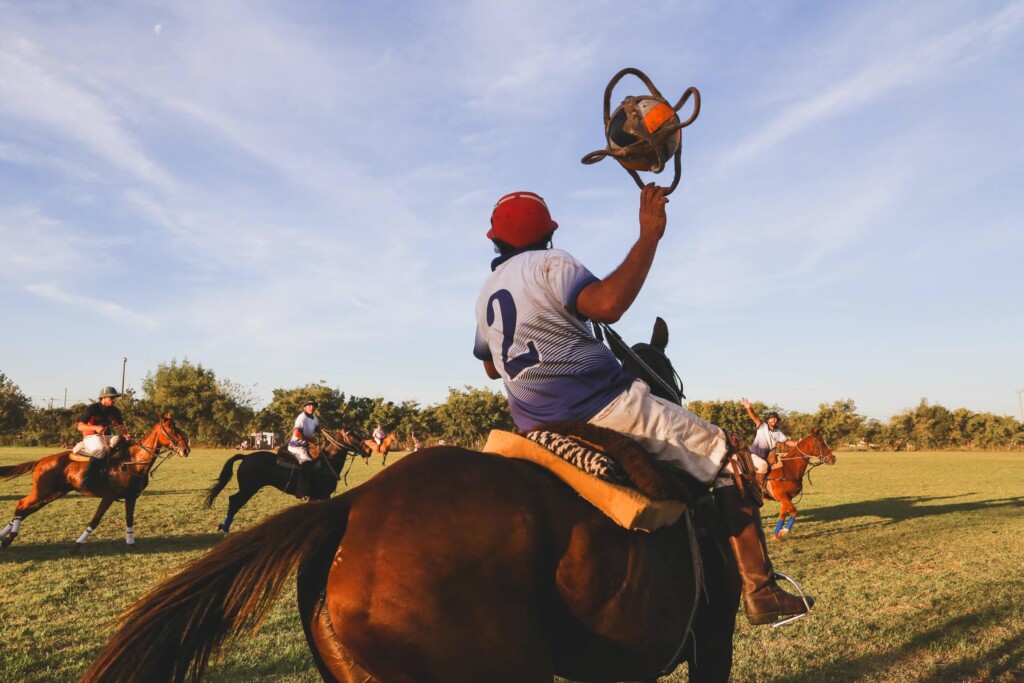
19, 407, 76, 447
810, 399, 864, 445
140, 360, 254, 447
0, 372, 32, 444
431, 386, 513, 448
686, 399, 755, 439
861, 418, 884, 446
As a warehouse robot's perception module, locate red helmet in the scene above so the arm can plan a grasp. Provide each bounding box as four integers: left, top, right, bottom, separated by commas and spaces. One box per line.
486, 191, 558, 248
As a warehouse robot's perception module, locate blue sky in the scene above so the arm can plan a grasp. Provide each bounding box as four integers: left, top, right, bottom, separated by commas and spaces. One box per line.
1, 0, 1022, 422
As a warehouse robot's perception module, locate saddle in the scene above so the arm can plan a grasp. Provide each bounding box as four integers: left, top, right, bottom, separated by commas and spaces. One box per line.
275, 443, 322, 469
67, 438, 130, 464
483, 422, 701, 531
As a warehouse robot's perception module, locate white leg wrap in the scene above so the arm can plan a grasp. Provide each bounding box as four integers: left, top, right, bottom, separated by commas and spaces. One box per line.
76, 526, 94, 544
10, 518, 21, 533
125, 527, 135, 544
0, 522, 12, 537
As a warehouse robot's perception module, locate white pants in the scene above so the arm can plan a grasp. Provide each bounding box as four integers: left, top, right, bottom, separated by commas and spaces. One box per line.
75, 434, 118, 459
588, 380, 730, 485
750, 452, 769, 473
287, 443, 312, 464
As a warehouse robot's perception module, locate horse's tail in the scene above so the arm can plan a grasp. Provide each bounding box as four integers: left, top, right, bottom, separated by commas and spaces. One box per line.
0, 460, 38, 481
83, 495, 351, 683
203, 454, 245, 508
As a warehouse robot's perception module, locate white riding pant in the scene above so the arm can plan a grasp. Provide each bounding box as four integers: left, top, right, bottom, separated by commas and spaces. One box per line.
588, 380, 730, 485
287, 443, 313, 464
75, 434, 118, 459
750, 452, 769, 473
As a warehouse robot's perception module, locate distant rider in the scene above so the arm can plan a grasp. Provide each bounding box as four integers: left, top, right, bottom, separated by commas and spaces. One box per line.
74, 386, 131, 491
288, 399, 321, 499
742, 398, 799, 489
372, 424, 385, 449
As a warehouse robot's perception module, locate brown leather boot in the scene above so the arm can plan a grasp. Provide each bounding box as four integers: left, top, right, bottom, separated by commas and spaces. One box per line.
714, 484, 813, 625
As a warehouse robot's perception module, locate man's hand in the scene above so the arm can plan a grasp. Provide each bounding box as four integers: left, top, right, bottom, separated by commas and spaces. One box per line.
741, 397, 752, 410
638, 183, 668, 243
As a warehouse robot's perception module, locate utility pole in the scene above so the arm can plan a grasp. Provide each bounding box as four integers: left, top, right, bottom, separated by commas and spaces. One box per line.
1017, 389, 1024, 423
121, 357, 128, 394
64, 387, 67, 409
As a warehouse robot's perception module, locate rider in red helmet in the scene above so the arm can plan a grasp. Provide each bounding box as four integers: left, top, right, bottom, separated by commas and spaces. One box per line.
473, 185, 812, 626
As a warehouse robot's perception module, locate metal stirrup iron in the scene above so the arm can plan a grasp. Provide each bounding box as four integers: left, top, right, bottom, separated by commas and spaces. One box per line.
770, 572, 814, 628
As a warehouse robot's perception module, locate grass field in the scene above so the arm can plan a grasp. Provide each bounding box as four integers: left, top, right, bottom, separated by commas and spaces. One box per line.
1, 447, 1021, 682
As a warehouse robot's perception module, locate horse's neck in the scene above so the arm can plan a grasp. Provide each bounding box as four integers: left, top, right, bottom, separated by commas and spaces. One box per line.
785, 439, 812, 474
126, 430, 161, 466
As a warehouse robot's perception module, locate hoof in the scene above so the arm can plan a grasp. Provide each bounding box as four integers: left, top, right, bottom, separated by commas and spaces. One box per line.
125, 542, 138, 552
1, 532, 16, 548
70, 543, 84, 557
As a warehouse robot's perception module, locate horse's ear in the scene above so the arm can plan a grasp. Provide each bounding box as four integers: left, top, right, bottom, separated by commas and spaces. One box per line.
811, 426, 820, 436
164, 410, 173, 421
651, 317, 669, 351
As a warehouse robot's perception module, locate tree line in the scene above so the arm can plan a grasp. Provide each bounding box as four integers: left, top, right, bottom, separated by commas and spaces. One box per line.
1, 366, 1021, 450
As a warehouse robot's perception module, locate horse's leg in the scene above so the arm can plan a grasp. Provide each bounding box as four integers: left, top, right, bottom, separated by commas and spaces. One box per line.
680, 493, 739, 683
773, 494, 796, 540
1, 487, 69, 548
219, 483, 259, 534
124, 496, 138, 548
71, 496, 116, 556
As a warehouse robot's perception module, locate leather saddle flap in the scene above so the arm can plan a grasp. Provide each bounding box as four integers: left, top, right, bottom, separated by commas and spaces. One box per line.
482, 429, 686, 532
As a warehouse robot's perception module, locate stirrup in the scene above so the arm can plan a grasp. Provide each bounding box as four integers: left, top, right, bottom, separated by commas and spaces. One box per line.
770, 572, 813, 628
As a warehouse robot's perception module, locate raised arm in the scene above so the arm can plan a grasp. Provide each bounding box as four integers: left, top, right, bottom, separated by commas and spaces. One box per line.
741, 397, 762, 428
576, 184, 668, 323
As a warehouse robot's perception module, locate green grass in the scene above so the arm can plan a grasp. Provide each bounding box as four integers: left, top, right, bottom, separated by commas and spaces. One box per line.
1, 448, 1021, 682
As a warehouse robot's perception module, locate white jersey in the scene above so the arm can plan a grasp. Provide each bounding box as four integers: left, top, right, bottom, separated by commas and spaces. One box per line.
290, 413, 320, 446
474, 248, 631, 431
750, 421, 788, 459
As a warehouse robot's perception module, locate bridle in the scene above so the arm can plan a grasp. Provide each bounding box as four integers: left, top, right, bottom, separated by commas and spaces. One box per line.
771, 435, 833, 486
122, 420, 190, 476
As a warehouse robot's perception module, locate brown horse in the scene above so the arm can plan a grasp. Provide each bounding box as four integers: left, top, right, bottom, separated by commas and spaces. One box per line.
361, 431, 398, 465
204, 428, 367, 533
0, 412, 190, 555
763, 427, 836, 540
83, 321, 742, 683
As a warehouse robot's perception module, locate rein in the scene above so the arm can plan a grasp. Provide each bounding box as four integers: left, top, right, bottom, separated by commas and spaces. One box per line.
598, 323, 684, 403
770, 440, 829, 485
120, 423, 187, 479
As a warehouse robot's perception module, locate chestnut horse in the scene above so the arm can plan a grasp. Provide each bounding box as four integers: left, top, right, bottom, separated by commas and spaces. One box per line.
0, 412, 190, 555
84, 320, 741, 683
763, 428, 836, 540
361, 431, 398, 465
204, 429, 366, 533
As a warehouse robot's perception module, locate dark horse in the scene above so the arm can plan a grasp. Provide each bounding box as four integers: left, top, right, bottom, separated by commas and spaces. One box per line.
205, 428, 366, 533
84, 320, 742, 683
764, 428, 836, 540
0, 412, 190, 555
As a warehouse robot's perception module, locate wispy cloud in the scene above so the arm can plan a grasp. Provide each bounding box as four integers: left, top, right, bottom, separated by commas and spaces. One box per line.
715, 3, 1024, 174
25, 283, 158, 330
0, 36, 175, 190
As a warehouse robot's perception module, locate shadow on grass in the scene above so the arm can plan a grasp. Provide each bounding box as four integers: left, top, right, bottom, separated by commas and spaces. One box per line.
797, 495, 1024, 525
771, 604, 1024, 682
0, 533, 223, 563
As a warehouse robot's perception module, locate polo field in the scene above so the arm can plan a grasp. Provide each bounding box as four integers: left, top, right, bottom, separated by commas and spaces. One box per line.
0, 446, 1020, 682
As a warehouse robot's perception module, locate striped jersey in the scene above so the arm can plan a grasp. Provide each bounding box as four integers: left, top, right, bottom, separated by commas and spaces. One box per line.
474, 248, 632, 431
